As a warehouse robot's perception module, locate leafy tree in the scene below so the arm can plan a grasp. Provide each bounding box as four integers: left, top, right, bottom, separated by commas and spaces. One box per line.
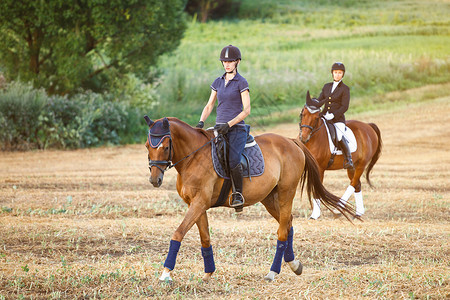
0, 0, 187, 94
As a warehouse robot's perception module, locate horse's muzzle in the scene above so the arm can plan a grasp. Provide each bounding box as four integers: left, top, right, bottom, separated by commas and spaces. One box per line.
300, 133, 311, 144
149, 174, 163, 187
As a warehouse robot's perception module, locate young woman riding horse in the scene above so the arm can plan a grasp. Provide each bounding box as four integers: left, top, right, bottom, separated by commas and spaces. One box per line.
299, 64, 382, 219
313, 62, 354, 169
196, 45, 250, 212
145, 117, 358, 283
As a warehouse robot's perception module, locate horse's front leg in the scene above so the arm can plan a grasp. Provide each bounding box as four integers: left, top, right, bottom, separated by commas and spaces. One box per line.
196, 211, 215, 281
159, 202, 206, 283
264, 188, 302, 282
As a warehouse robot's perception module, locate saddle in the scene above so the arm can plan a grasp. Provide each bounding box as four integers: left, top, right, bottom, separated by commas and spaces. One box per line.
210, 128, 265, 208
322, 118, 357, 154
211, 133, 264, 180
322, 118, 357, 168
324, 120, 339, 149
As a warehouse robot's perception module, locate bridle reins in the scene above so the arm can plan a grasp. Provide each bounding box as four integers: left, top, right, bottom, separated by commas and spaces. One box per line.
148, 131, 219, 174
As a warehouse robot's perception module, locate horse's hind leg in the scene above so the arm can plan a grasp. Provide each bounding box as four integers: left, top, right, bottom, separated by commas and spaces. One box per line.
348, 167, 365, 216
261, 190, 302, 281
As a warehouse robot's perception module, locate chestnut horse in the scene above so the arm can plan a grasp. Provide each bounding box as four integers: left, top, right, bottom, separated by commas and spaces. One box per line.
299, 93, 382, 219
144, 116, 357, 283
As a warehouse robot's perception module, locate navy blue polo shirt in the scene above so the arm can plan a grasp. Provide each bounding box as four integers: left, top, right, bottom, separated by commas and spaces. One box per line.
211, 72, 249, 124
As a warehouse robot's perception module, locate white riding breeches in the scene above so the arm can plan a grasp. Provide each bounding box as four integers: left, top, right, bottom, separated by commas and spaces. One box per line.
334, 122, 345, 141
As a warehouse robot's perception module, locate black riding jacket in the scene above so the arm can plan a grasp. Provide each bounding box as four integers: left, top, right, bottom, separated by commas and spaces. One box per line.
317, 81, 350, 123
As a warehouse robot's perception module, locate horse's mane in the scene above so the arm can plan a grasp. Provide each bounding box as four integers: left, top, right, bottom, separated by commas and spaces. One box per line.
167, 117, 213, 141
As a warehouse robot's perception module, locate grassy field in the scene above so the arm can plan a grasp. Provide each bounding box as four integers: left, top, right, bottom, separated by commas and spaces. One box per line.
0, 86, 448, 298
151, 0, 449, 125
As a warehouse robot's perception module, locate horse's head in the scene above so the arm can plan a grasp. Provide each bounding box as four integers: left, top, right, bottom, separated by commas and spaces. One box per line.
299, 91, 321, 143
144, 116, 173, 187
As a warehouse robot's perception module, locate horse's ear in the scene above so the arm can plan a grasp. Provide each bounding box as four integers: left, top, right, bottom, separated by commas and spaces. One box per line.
306, 90, 311, 103
144, 115, 154, 127
162, 117, 170, 130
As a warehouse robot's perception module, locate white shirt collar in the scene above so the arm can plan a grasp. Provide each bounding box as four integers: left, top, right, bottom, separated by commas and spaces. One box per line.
331, 80, 341, 93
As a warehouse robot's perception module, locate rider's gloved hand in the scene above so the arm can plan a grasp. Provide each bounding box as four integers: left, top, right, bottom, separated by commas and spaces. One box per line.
214, 123, 230, 135
324, 112, 334, 120
196, 121, 204, 128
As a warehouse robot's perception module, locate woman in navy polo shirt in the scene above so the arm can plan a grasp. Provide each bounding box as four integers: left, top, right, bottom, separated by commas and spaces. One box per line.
196, 45, 251, 210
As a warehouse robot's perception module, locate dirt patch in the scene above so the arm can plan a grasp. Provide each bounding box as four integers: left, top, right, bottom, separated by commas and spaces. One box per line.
0, 96, 449, 299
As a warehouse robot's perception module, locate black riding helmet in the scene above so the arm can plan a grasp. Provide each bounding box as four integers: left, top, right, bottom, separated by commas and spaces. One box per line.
220, 45, 241, 62
331, 62, 345, 74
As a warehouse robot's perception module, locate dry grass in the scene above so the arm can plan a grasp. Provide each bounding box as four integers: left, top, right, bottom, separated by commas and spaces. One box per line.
1, 92, 449, 299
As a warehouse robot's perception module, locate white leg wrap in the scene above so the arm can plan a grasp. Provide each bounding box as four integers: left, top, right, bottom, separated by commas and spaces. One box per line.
340, 185, 355, 206
264, 270, 277, 282
354, 191, 365, 216
309, 199, 321, 220
159, 269, 173, 282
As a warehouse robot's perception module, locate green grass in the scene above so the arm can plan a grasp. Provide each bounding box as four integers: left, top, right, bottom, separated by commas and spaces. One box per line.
150, 0, 450, 127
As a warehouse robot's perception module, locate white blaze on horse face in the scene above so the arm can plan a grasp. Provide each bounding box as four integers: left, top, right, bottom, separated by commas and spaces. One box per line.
157, 143, 165, 150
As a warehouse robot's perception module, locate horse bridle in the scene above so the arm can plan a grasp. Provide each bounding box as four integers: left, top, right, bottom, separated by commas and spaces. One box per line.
147, 131, 174, 174
147, 129, 219, 174
299, 105, 323, 143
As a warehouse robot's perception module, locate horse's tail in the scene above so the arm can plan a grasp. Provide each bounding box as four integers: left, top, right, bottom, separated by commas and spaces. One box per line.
366, 123, 382, 188
294, 140, 359, 221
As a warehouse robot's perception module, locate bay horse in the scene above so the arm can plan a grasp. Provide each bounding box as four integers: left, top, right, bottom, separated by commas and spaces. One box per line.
299, 92, 382, 219
144, 116, 358, 283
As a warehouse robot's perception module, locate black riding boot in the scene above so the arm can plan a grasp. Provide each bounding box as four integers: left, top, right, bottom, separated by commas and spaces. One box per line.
230, 164, 244, 212
339, 136, 354, 169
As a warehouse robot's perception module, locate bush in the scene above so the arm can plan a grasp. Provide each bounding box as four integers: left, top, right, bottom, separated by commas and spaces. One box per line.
0, 82, 48, 150
0, 81, 147, 150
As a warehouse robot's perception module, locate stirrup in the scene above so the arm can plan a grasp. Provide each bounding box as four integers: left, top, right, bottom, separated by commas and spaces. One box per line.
229, 192, 245, 212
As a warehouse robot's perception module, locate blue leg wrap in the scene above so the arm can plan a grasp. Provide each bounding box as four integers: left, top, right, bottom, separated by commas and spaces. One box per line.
201, 245, 216, 273
284, 227, 295, 262
270, 240, 287, 274
164, 240, 181, 270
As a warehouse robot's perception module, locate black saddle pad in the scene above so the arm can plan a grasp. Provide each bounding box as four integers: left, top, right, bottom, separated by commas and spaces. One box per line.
211, 139, 264, 179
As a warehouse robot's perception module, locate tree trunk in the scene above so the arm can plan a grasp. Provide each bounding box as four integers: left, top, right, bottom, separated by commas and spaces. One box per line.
26, 27, 44, 75
200, 0, 211, 23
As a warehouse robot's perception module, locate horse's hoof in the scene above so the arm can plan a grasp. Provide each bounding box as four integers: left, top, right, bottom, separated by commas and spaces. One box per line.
288, 260, 303, 275
159, 278, 173, 285
159, 269, 173, 284
332, 209, 343, 218
354, 214, 364, 221
202, 272, 213, 281
264, 271, 277, 282
309, 215, 320, 220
